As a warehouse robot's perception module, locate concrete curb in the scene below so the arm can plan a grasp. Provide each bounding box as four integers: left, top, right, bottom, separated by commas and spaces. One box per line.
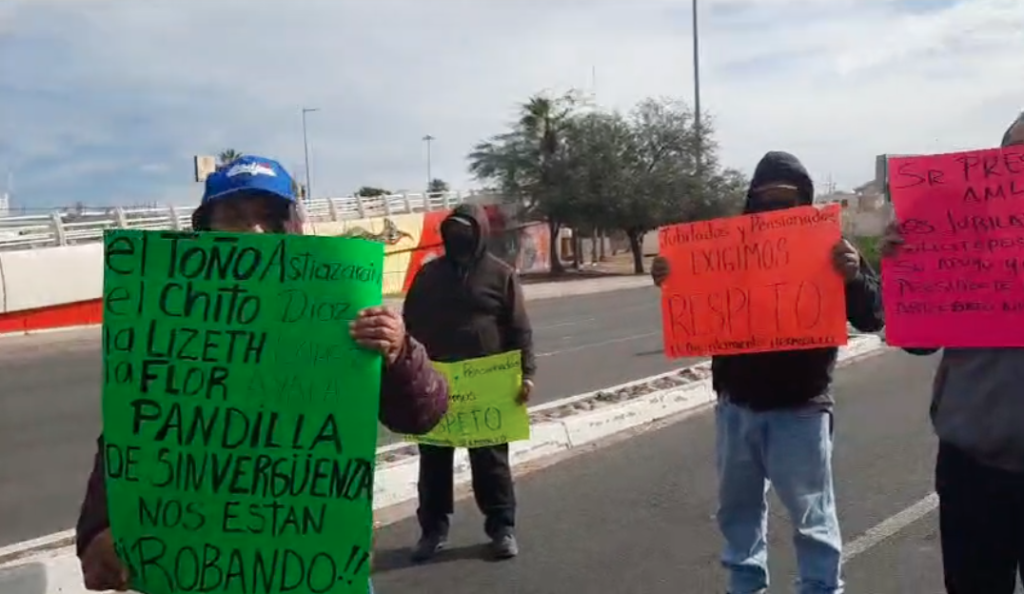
0, 334, 885, 594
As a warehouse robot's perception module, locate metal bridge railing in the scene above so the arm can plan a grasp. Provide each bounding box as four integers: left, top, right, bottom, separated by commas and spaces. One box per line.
0, 191, 470, 250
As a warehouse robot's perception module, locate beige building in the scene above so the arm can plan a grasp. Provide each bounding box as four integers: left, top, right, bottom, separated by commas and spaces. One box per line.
815, 180, 890, 237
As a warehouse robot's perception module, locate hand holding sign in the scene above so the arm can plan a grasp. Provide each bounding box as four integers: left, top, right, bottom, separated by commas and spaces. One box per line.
879, 221, 904, 258
832, 238, 862, 283
517, 378, 534, 404
651, 256, 670, 287
350, 306, 406, 364
81, 529, 129, 592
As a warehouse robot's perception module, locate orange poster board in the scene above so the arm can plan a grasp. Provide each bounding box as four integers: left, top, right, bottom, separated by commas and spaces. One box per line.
659, 204, 847, 358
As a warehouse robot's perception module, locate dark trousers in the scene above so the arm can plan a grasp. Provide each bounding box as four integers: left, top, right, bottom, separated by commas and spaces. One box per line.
937, 441, 1024, 594
416, 443, 516, 538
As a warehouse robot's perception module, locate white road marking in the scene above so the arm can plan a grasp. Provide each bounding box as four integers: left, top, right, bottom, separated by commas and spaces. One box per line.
842, 491, 939, 564
536, 331, 660, 357
534, 318, 595, 331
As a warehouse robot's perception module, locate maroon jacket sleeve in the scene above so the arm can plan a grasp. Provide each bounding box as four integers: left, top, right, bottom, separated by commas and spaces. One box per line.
75, 437, 109, 559
378, 335, 449, 435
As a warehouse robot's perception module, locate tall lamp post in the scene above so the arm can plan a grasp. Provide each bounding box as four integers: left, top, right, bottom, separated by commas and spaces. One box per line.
422, 134, 435, 193
692, 0, 703, 178
301, 107, 320, 200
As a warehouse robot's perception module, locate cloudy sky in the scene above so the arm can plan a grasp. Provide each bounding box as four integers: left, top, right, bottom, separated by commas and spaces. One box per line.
1, 0, 1022, 210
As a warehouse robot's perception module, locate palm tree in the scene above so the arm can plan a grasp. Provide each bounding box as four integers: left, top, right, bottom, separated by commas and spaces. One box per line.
468, 91, 581, 274
217, 149, 243, 167
517, 93, 581, 273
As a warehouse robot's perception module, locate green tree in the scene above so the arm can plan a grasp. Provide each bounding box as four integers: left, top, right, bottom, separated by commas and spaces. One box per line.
428, 178, 450, 194
558, 111, 634, 266
468, 92, 743, 275
355, 186, 390, 197
560, 99, 741, 273
698, 167, 748, 219
579, 98, 702, 273
217, 149, 243, 167
468, 90, 583, 273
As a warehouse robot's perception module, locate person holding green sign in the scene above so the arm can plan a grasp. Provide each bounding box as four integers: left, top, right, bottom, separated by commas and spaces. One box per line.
75, 156, 449, 594
403, 203, 536, 562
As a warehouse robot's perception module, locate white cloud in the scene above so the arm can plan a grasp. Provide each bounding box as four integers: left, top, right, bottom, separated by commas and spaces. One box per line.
1, 0, 1022, 208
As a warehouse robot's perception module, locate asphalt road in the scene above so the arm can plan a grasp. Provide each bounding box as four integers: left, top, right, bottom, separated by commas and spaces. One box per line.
0, 287, 699, 547
370, 350, 994, 594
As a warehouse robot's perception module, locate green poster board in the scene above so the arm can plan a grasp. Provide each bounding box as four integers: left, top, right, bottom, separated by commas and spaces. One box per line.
101, 230, 384, 594
409, 351, 531, 448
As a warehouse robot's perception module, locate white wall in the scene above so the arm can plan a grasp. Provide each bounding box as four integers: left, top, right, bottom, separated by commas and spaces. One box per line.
0, 244, 103, 313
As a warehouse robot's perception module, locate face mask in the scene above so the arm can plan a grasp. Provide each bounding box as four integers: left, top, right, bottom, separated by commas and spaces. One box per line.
754, 201, 796, 213
744, 198, 797, 215
746, 186, 801, 214
443, 229, 476, 259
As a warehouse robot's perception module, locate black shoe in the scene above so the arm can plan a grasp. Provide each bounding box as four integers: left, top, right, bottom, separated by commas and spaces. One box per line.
410, 533, 447, 563
490, 533, 519, 559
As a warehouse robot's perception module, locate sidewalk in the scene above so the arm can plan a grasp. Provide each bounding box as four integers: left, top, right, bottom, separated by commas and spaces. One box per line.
371, 350, 945, 594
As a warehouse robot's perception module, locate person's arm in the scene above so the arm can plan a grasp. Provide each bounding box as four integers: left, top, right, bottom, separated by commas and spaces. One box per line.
844, 255, 885, 333
76, 437, 110, 559
378, 336, 448, 435
502, 271, 536, 380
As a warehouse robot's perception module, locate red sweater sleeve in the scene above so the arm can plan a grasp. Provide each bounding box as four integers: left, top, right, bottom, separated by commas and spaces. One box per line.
378, 336, 449, 435
75, 437, 109, 559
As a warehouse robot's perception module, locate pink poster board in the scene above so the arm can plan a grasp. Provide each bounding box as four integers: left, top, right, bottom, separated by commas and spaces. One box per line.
882, 146, 1024, 346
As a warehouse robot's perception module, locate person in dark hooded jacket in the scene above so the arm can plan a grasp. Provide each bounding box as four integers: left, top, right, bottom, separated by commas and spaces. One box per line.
881, 113, 1024, 594
652, 151, 884, 594
402, 203, 536, 562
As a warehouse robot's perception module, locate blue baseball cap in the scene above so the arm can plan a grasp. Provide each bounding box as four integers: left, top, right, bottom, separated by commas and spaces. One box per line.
201, 155, 297, 205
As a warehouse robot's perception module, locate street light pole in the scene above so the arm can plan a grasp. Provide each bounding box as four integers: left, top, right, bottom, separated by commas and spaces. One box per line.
301, 107, 320, 201
422, 134, 435, 193
692, 0, 703, 178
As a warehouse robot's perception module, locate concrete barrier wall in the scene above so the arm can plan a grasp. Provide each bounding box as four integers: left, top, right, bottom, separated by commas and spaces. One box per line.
2, 244, 104, 312
0, 206, 549, 334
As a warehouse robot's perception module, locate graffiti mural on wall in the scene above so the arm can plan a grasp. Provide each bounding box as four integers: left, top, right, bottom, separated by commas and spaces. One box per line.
483, 204, 551, 274
309, 205, 550, 295
514, 221, 550, 274
342, 218, 415, 245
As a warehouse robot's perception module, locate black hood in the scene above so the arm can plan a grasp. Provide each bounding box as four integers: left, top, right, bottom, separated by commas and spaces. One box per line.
441, 202, 490, 260
744, 151, 814, 214
1001, 112, 1024, 147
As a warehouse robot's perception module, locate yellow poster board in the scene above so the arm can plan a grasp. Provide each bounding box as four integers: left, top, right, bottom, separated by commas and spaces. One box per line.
409, 351, 531, 448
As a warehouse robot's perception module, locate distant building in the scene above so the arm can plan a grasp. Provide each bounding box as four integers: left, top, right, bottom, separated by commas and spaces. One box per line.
817, 178, 886, 211
815, 191, 857, 209
815, 179, 889, 237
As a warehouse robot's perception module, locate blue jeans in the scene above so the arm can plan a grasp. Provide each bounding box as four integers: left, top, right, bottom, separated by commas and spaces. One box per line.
715, 399, 843, 594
